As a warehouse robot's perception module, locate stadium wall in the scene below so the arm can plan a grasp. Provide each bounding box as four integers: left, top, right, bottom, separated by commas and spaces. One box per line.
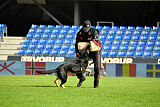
0, 57, 160, 78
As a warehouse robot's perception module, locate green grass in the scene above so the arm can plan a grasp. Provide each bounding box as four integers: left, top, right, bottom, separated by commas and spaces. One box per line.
0, 75, 160, 107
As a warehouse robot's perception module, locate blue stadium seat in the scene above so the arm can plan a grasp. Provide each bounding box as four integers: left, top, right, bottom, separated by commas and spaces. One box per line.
55, 40, 64, 44
25, 50, 34, 56
60, 30, 69, 34
34, 50, 42, 56
103, 46, 111, 51
100, 30, 109, 35
101, 40, 105, 45
103, 26, 111, 30
146, 46, 154, 51
46, 45, 53, 50
68, 30, 77, 34
139, 41, 147, 46
119, 26, 127, 30
100, 35, 107, 40
17, 50, 26, 56
70, 45, 75, 50
58, 34, 66, 39
63, 25, 71, 30
113, 41, 122, 45
42, 34, 50, 39
55, 25, 63, 29
101, 51, 110, 57
28, 44, 37, 50
150, 31, 158, 36
125, 31, 133, 35
120, 46, 128, 51
47, 39, 56, 44
37, 45, 45, 50
137, 46, 145, 51
52, 29, 60, 34
118, 51, 127, 58
28, 28, 37, 33
66, 34, 75, 39
50, 34, 58, 39
132, 35, 140, 40
149, 36, 157, 41
26, 34, 34, 38
31, 39, 40, 44
144, 26, 152, 31
96, 26, 103, 30
128, 26, 135, 31
105, 41, 113, 45
148, 41, 155, 46
36, 29, 44, 33
133, 31, 142, 35
111, 46, 120, 51
21, 44, 29, 49
51, 50, 60, 56
153, 52, 160, 59
111, 26, 119, 30
141, 31, 150, 36
153, 26, 160, 31
129, 46, 137, 51
130, 41, 139, 46
143, 52, 152, 59
42, 50, 51, 56
136, 26, 143, 31
71, 25, 79, 30
156, 41, 160, 46
107, 35, 115, 40
31, 24, 39, 29
54, 45, 62, 50
127, 52, 135, 58
47, 25, 55, 29
140, 36, 149, 41
109, 30, 117, 35
59, 50, 68, 56
110, 51, 118, 57
122, 41, 130, 45
44, 29, 52, 34
64, 40, 73, 44
62, 45, 70, 50
154, 47, 160, 51
157, 36, 160, 41
124, 35, 132, 40
117, 31, 125, 35
68, 50, 75, 57
23, 39, 31, 44
34, 34, 42, 39
115, 35, 123, 40
39, 25, 47, 29
135, 52, 144, 58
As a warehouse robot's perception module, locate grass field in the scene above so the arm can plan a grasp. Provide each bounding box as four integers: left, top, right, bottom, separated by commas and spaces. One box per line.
0, 75, 160, 107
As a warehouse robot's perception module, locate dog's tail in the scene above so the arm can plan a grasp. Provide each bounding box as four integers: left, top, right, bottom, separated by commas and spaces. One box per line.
37, 69, 58, 74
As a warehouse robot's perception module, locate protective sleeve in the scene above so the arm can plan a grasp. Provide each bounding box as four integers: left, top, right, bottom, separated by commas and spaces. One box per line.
92, 30, 102, 47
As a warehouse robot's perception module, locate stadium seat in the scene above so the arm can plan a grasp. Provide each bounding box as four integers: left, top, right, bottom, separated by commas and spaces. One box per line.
66, 34, 75, 39
150, 31, 158, 36
101, 51, 110, 57
103, 46, 111, 51
70, 45, 75, 50
113, 41, 122, 45
145, 46, 154, 51
119, 26, 127, 30
117, 31, 125, 35
64, 40, 72, 44
147, 41, 155, 46
133, 31, 142, 35
149, 36, 157, 41
109, 30, 117, 35
60, 30, 69, 34
46, 45, 53, 50
53, 45, 62, 50
135, 52, 144, 58
50, 34, 58, 39
28, 29, 37, 33
23, 39, 31, 44
68, 50, 75, 57
17, 50, 26, 56
127, 52, 135, 58
141, 31, 150, 36
153, 52, 160, 59
21, 44, 29, 49
100, 30, 109, 35
47, 25, 55, 29
124, 35, 132, 40
47, 39, 56, 44
115, 35, 123, 40
154, 47, 160, 51
37, 45, 45, 50
25, 50, 34, 56
71, 25, 79, 30
132, 35, 140, 40
128, 26, 135, 31
156, 41, 160, 46
34, 34, 42, 39
36, 29, 44, 33
143, 52, 152, 59
111, 46, 120, 51
137, 46, 145, 51
109, 51, 118, 57
111, 26, 119, 30
96, 26, 103, 30
102, 26, 111, 30
107, 35, 115, 40
31, 39, 40, 44
120, 46, 128, 51
42, 34, 50, 39
130, 41, 139, 46
63, 25, 71, 30
153, 26, 160, 31
136, 26, 143, 31
34, 50, 42, 56
122, 41, 130, 45
68, 30, 77, 34
61, 45, 70, 50
39, 25, 47, 29
51, 50, 60, 56
55, 25, 63, 29
52, 29, 60, 34
157, 36, 160, 41
100, 35, 107, 40
144, 26, 152, 31
125, 31, 133, 36
129, 46, 137, 51
140, 36, 149, 41
101, 40, 105, 45
42, 50, 51, 56
31, 24, 39, 29
139, 41, 147, 46
59, 50, 68, 56
28, 44, 37, 50
118, 51, 127, 58
58, 34, 66, 39
55, 40, 64, 44
105, 40, 113, 45
26, 34, 34, 38
44, 29, 52, 34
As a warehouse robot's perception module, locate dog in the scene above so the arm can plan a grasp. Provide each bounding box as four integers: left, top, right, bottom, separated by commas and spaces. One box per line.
37, 47, 93, 88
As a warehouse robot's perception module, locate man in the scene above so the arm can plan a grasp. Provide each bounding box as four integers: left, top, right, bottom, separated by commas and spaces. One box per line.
75, 20, 102, 88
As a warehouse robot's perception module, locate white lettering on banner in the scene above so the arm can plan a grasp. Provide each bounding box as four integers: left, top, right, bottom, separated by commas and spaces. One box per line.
101, 58, 133, 64
158, 59, 160, 64
21, 56, 65, 62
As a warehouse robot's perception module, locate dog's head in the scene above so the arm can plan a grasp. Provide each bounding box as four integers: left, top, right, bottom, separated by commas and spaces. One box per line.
79, 45, 90, 59
80, 59, 89, 71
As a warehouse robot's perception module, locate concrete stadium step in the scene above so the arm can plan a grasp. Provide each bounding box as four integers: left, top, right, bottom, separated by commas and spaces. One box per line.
1, 36, 25, 45
0, 44, 21, 50
0, 50, 18, 55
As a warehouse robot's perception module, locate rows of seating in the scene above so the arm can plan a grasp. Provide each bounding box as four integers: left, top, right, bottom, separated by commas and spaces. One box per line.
17, 24, 160, 59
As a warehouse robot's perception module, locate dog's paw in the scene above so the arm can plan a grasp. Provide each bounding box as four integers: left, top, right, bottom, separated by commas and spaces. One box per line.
60, 84, 66, 88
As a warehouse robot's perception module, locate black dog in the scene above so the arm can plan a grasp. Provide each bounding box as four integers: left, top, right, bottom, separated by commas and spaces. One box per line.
37, 47, 92, 88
